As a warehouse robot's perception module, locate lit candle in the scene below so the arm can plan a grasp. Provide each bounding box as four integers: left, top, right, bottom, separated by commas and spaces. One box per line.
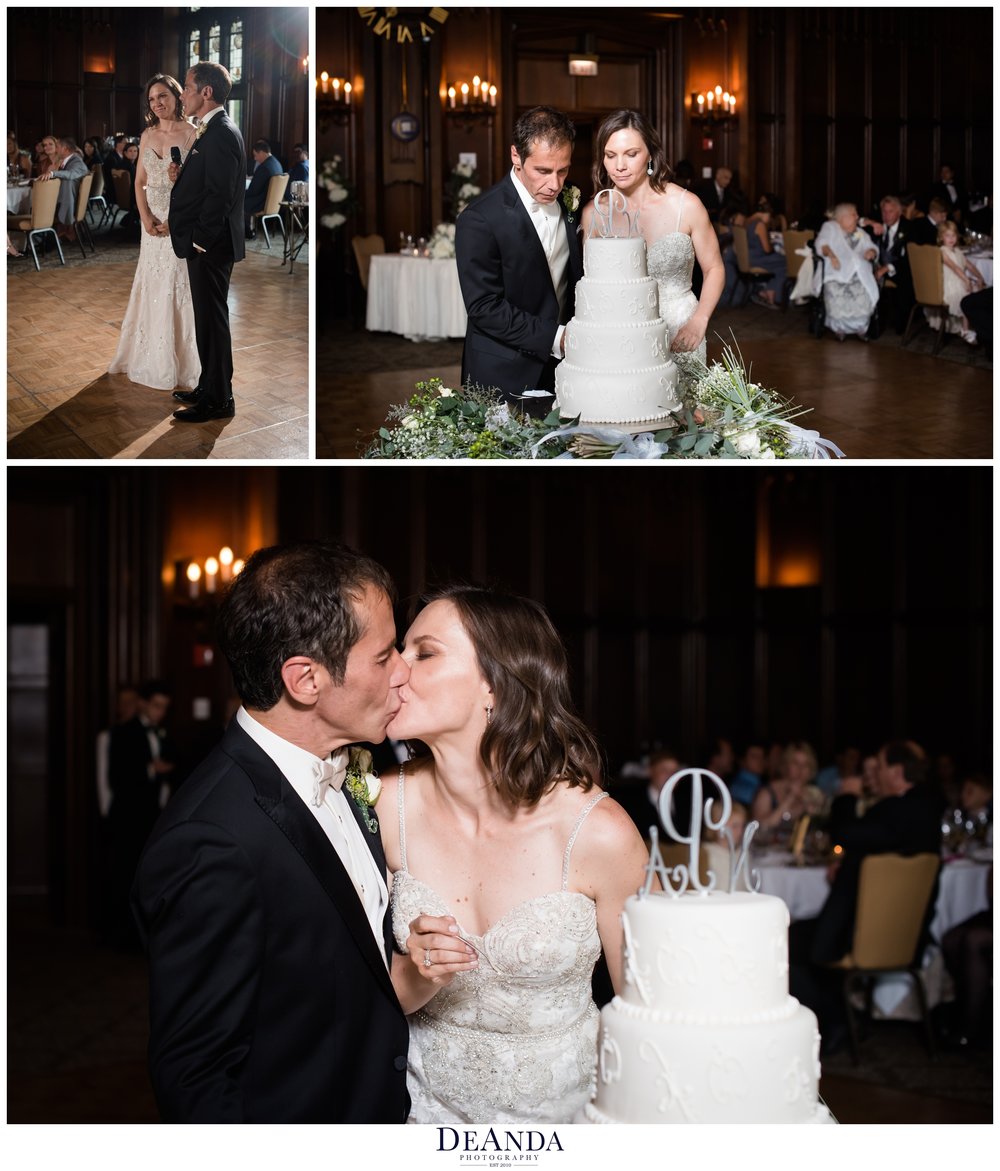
219, 546, 234, 583
730, 95, 736, 114
715, 85, 722, 101
489, 84, 497, 107
697, 93, 705, 113
448, 85, 456, 109
344, 82, 352, 106
186, 562, 201, 599
472, 75, 481, 100
723, 92, 730, 112
322, 71, 330, 95
461, 82, 469, 106
481, 79, 489, 102
204, 556, 219, 594
706, 91, 713, 111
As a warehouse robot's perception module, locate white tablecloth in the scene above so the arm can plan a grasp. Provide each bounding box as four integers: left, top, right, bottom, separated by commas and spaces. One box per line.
965, 252, 992, 287
7, 185, 31, 216
366, 254, 467, 341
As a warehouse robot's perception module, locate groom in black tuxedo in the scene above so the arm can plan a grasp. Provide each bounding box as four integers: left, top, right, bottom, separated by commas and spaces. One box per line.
168, 62, 246, 422
131, 542, 412, 1122
455, 106, 583, 411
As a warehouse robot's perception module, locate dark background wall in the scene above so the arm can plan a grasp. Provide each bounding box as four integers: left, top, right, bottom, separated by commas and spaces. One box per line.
6, 6, 309, 173
319, 6, 992, 306
7, 467, 991, 927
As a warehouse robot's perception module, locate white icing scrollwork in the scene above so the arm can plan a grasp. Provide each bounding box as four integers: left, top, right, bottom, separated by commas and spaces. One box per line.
598, 1034, 622, 1085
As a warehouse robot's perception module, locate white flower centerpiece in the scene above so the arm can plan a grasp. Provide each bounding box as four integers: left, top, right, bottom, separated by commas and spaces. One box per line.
318, 155, 355, 231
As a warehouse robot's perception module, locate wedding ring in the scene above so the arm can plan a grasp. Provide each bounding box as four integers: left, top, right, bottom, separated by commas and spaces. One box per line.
424, 949, 432, 968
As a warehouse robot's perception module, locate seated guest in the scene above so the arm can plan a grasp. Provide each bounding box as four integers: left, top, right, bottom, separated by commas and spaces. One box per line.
730, 742, 766, 806
616, 748, 683, 839
288, 142, 309, 184
703, 799, 749, 888
938, 220, 986, 343
103, 134, 130, 203
789, 739, 944, 1052
863, 194, 916, 334
719, 192, 751, 304
746, 192, 787, 308
34, 136, 58, 179
244, 139, 283, 237
38, 136, 89, 239
940, 898, 992, 1051
961, 287, 992, 352
82, 136, 105, 167
7, 132, 32, 178
752, 740, 816, 837
959, 773, 992, 819
694, 165, 733, 223
907, 196, 950, 245
928, 163, 967, 224
815, 746, 861, 799
815, 203, 879, 341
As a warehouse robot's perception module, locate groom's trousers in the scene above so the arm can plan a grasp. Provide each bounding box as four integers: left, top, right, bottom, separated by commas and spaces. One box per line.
187, 241, 235, 407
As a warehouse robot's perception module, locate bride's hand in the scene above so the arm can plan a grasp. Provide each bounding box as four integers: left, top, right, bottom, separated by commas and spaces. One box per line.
406, 914, 478, 985
671, 314, 707, 355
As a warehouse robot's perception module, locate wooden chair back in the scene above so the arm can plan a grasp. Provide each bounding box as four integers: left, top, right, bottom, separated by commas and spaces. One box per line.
113, 170, 132, 213
263, 173, 289, 216
74, 171, 94, 224
782, 229, 815, 279
28, 177, 61, 230
730, 223, 754, 274
88, 164, 105, 201
907, 243, 945, 307
352, 233, 385, 291
849, 852, 940, 970
658, 843, 712, 888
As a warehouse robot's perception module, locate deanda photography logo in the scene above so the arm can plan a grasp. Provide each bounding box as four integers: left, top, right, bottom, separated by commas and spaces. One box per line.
433, 1126, 565, 1167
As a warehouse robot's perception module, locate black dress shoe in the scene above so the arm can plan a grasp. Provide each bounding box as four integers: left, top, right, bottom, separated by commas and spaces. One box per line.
172, 388, 203, 404
173, 398, 235, 422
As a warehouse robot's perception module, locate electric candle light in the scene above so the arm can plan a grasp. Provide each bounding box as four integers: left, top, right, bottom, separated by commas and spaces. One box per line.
448, 85, 456, 108
472, 75, 480, 97
186, 562, 201, 599
322, 71, 330, 94
219, 546, 234, 583
707, 90, 713, 111
461, 82, 469, 105
697, 93, 705, 112
204, 556, 219, 594
344, 81, 352, 105
232, 559, 246, 577
489, 84, 496, 107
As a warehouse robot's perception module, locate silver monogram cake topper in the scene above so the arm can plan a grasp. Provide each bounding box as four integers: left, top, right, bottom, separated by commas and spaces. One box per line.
638, 768, 761, 898
588, 187, 640, 240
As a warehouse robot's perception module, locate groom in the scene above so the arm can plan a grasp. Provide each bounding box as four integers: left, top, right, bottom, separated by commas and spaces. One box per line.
168, 62, 246, 422
131, 541, 411, 1122
455, 105, 583, 411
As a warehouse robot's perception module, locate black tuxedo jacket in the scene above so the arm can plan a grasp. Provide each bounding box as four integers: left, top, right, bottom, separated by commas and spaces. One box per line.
865, 219, 917, 286
809, 783, 943, 964
455, 174, 583, 395
169, 110, 247, 262
694, 178, 724, 220
131, 721, 410, 1123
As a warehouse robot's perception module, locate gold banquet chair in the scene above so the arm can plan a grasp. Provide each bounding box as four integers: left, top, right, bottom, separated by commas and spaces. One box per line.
903, 243, 950, 356
253, 173, 289, 249
658, 843, 712, 888
351, 233, 385, 292
72, 171, 96, 258
826, 851, 940, 1064
729, 223, 772, 307
780, 228, 814, 312
7, 177, 65, 271
87, 163, 109, 225
111, 170, 133, 229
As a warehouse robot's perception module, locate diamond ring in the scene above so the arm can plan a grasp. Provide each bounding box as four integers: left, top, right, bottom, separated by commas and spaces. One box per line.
424, 949, 432, 968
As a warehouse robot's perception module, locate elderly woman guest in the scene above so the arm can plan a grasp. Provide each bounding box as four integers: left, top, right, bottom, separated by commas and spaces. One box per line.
382, 585, 651, 1124
815, 202, 879, 340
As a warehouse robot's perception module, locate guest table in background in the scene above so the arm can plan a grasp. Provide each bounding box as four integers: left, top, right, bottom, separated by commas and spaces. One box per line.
7, 182, 31, 216
366, 254, 467, 342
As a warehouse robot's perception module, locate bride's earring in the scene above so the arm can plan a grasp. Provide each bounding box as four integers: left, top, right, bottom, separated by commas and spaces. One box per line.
647, 160, 655, 176
485, 704, 493, 725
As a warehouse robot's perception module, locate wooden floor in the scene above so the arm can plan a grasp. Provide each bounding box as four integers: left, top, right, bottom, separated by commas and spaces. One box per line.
7, 252, 309, 460
317, 325, 993, 461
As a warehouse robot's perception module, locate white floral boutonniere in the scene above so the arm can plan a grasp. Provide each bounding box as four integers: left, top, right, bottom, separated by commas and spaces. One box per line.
195, 122, 207, 141
344, 747, 382, 833
562, 185, 581, 223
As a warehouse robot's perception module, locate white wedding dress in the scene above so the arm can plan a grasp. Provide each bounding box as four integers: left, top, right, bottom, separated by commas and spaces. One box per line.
109, 147, 200, 390
390, 773, 607, 1124
646, 192, 706, 379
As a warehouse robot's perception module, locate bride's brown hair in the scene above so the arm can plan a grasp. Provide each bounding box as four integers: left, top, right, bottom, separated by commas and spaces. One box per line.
592, 109, 672, 196
143, 74, 185, 128
415, 585, 603, 807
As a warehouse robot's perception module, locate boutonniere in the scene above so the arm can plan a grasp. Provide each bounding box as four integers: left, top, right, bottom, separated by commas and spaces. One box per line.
195, 122, 207, 141
562, 185, 581, 223
344, 747, 382, 833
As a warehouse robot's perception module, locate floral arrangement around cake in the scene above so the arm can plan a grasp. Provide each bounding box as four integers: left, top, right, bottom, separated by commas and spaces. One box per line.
365, 340, 844, 460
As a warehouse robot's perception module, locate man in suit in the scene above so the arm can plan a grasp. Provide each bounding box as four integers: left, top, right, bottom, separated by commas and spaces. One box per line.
288, 143, 309, 185
928, 163, 967, 224
243, 139, 283, 238
907, 196, 950, 246
863, 195, 916, 334
132, 541, 412, 1122
694, 165, 732, 222
789, 740, 943, 1052
168, 61, 246, 422
38, 136, 89, 238
455, 105, 583, 412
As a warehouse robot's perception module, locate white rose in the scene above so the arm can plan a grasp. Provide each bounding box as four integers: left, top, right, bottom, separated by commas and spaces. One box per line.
327, 183, 348, 204
456, 162, 473, 177
320, 212, 346, 229
732, 429, 761, 457
364, 773, 382, 804
459, 183, 480, 200
438, 387, 455, 398
402, 415, 421, 430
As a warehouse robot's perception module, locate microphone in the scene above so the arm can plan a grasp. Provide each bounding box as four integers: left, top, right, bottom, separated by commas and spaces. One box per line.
170, 146, 182, 167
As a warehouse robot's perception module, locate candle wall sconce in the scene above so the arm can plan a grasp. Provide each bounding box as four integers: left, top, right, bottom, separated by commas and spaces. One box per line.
317, 72, 355, 129
444, 75, 497, 127
691, 86, 738, 129
173, 546, 246, 609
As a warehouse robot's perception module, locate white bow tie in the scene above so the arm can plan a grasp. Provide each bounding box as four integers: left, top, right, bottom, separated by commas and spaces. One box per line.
531, 201, 556, 215
312, 749, 349, 807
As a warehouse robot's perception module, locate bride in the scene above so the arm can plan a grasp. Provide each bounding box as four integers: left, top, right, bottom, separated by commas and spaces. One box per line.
382, 586, 651, 1124
109, 74, 200, 391
581, 109, 724, 377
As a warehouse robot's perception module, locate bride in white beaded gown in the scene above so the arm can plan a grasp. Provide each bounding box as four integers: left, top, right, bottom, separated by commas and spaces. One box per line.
109, 74, 200, 391
581, 109, 725, 382
382, 586, 651, 1124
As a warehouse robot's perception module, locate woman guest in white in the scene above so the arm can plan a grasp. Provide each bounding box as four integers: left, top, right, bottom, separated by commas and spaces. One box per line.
109, 74, 200, 391
383, 586, 651, 1124
815, 203, 879, 342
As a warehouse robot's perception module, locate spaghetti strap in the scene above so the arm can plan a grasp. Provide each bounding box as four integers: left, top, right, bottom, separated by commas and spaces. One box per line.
561, 791, 609, 890
396, 764, 408, 872
675, 188, 686, 233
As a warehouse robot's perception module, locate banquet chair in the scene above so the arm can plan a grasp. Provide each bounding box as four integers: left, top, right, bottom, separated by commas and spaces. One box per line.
252, 173, 289, 249
111, 170, 133, 229
729, 224, 772, 307
6, 177, 65, 271
903, 243, 950, 356
72, 171, 96, 258
87, 164, 109, 226
658, 843, 711, 888
351, 233, 385, 291
826, 852, 940, 1064
780, 229, 814, 312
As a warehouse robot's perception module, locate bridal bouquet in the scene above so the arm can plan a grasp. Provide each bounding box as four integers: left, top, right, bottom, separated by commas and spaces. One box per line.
318, 155, 355, 232
365, 341, 844, 460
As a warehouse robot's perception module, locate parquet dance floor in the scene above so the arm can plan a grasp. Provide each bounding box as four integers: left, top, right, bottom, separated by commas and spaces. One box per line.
7, 252, 308, 460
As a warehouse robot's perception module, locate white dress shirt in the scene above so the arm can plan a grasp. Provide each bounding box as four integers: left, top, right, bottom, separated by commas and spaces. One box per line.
510, 167, 569, 358
236, 707, 389, 966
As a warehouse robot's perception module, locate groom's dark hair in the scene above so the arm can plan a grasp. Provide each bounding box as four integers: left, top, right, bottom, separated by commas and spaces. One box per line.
189, 61, 233, 105
217, 541, 396, 711
512, 106, 576, 164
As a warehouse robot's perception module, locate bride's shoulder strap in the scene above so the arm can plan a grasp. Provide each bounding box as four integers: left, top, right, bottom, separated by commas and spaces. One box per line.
561, 789, 609, 889
675, 186, 686, 233
396, 763, 408, 871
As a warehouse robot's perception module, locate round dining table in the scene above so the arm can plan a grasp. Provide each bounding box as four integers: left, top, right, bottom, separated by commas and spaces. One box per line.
365, 253, 467, 341
7, 183, 32, 216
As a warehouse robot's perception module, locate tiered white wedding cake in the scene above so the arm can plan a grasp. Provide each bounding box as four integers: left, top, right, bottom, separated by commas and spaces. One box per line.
582, 770, 834, 1124
555, 190, 681, 427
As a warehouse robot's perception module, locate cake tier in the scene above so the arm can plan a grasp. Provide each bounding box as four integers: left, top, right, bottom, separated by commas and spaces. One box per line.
574, 276, 660, 324
619, 891, 790, 1017
565, 318, 670, 370
584, 235, 648, 281
589, 996, 824, 1124
555, 361, 680, 425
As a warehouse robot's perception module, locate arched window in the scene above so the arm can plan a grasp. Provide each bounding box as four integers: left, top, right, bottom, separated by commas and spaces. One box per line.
181, 9, 246, 135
